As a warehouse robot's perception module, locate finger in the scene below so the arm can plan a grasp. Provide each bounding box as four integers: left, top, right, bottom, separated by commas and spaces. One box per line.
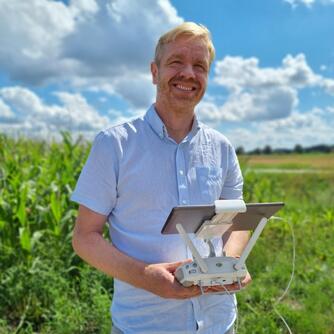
166, 259, 193, 273
241, 276, 252, 286
177, 284, 201, 299
203, 286, 228, 293
185, 286, 202, 298
203, 283, 240, 294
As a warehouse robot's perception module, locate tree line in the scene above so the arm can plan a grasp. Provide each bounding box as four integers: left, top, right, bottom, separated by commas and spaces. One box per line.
236, 144, 334, 155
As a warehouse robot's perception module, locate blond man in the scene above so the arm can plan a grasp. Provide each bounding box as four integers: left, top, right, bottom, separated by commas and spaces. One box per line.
72, 22, 250, 334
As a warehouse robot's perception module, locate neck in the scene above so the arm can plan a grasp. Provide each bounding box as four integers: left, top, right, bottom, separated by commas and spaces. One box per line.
154, 102, 195, 143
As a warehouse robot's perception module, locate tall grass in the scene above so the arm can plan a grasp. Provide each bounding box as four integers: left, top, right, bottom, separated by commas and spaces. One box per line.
239, 170, 334, 333
1, 134, 333, 333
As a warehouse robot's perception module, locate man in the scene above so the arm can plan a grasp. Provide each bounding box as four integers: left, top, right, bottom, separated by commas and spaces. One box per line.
71, 22, 251, 334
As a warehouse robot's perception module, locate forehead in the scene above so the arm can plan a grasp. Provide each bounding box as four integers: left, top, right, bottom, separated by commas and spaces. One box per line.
161, 36, 210, 63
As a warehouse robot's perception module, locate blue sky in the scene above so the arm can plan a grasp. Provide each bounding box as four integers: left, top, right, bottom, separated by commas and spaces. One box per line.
0, 0, 333, 150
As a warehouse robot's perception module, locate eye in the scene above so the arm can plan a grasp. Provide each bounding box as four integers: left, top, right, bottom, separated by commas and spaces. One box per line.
170, 60, 182, 65
194, 64, 206, 71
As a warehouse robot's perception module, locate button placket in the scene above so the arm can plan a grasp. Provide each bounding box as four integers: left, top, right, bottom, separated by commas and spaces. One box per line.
175, 144, 189, 206
175, 143, 191, 259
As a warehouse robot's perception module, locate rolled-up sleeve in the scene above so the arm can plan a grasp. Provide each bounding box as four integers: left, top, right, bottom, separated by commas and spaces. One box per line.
71, 131, 119, 215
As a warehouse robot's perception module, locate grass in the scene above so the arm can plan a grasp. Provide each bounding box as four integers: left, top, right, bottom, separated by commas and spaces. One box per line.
1, 134, 333, 333
239, 171, 334, 333
240, 153, 334, 171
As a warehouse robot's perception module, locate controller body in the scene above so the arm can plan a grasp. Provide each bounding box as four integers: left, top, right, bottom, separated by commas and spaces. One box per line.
175, 256, 247, 288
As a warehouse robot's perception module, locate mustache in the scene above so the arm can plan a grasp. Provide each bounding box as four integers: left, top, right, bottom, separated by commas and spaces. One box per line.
170, 77, 198, 85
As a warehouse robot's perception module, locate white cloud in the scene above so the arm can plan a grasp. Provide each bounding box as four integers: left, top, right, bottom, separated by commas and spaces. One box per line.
0, 86, 118, 137
284, 0, 315, 7
108, 107, 144, 126
214, 54, 320, 91
210, 54, 334, 122
112, 73, 155, 108
0, 98, 16, 122
321, 78, 334, 95
199, 52, 334, 149
0, 0, 75, 85
223, 108, 334, 150
198, 87, 297, 123
0, 0, 182, 107
284, 0, 334, 7
1, 87, 45, 115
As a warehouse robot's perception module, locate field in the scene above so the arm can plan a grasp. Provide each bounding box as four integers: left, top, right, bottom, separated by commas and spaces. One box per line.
240, 153, 334, 172
1, 134, 334, 334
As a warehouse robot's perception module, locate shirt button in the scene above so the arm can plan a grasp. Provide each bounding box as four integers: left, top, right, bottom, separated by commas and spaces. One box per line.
182, 200, 187, 204
179, 170, 184, 175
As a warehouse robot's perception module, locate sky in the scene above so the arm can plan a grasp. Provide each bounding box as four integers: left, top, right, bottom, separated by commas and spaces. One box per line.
0, 0, 334, 150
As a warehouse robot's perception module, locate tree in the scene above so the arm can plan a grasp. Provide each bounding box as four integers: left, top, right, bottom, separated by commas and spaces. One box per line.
294, 144, 303, 153
263, 145, 272, 155
236, 146, 245, 155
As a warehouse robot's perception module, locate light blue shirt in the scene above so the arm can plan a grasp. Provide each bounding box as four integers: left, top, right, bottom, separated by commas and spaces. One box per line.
71, 105, 243, 334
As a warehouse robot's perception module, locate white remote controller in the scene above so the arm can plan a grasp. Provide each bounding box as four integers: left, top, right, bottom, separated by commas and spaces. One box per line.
175, 256, 247, 288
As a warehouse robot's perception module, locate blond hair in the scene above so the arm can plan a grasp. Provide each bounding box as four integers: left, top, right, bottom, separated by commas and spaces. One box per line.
154, 22, 215, 66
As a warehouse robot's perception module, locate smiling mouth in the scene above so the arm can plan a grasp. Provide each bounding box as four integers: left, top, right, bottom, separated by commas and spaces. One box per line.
173, 83, 196, 91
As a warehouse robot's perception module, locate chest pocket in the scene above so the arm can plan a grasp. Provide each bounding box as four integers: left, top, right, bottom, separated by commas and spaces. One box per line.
195, 166, 223, 203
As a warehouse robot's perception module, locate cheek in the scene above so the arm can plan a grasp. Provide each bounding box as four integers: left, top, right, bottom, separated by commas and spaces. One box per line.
197, 76, 208, 89
160, 71, 177, 86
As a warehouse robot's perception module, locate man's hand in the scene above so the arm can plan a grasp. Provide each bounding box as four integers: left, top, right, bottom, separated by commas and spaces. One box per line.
73, 205, 251, 299
142, 260, 252, 298
142, 260, 201, 299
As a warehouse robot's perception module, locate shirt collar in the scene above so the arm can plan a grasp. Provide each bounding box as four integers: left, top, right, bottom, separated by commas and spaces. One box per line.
144, 104, 201, 140
144, 104, 166, 139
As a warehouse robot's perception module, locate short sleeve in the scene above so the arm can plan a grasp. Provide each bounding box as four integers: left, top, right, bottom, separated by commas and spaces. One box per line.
71, 131, 119, 215
220, 145, 243, 200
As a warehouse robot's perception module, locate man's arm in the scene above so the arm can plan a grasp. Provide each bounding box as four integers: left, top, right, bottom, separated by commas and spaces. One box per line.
219, 230, 252, 291
222, 230, 250, 258
72, 204, 201, 299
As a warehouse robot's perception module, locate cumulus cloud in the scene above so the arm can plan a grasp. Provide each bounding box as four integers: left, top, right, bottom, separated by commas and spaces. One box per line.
206, 54, 334, 122
284, 0, 334, 7
0, 0, 182, 107
0, 86, 117, 137
0, 0, 75, 85
112, 73, 155, 108
0, 98, 16, 122
198, 87, 297, 123
214, 54, 319, 91
284, 0, 315, 7
198, 52, 334, 149
223, 108, 334, 150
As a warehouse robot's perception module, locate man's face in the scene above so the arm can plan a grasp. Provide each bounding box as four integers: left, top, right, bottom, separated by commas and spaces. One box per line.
151, 36, 210, 111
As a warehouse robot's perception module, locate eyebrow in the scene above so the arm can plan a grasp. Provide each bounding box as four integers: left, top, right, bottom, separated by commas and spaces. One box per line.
165, 55, 183, 62
194, 60, 208, 66
166, 54, 208, 66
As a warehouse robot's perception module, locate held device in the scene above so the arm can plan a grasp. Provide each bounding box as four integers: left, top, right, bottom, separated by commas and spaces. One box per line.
161, 200, 284, 292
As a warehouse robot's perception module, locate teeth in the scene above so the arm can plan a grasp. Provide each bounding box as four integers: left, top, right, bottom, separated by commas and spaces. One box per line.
176, 84, 192, 91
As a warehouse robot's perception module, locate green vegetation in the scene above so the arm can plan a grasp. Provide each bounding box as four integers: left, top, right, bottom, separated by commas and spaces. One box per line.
239, 153, 334, 171
1, 134, 333, 333
239, 170, 334, 333
0, 134, 111, 334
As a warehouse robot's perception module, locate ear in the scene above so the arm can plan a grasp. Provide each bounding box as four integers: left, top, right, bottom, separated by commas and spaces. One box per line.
151, 62, 158, 85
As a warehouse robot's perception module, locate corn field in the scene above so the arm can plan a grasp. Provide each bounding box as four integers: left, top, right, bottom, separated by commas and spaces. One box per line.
1, 134, 334, 333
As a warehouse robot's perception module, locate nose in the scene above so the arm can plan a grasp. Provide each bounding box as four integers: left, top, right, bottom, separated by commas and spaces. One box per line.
179, 64, 196, 79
